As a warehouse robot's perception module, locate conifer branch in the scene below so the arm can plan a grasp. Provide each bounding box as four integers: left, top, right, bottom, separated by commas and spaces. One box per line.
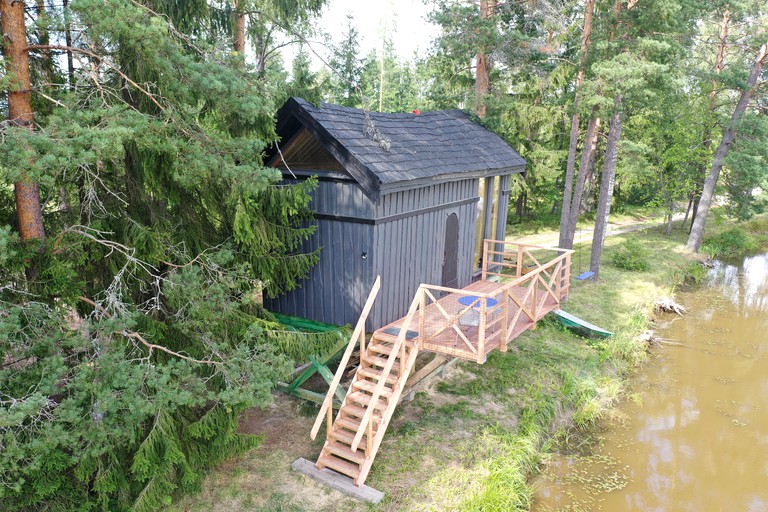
24, 44, 165, 111
78, 296, 223, 366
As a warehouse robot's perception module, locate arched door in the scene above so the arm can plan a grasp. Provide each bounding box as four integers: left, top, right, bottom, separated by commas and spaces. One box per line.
441, 213, 459, 288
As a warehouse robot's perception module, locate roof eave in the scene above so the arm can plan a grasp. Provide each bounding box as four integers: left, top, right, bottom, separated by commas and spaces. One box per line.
377, 164, 526, 196
288, 100, 382, 201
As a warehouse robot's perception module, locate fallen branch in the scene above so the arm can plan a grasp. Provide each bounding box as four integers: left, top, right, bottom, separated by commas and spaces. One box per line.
118, 330, 222, 366
78, 296, 222, 366
653, 297, 686, 316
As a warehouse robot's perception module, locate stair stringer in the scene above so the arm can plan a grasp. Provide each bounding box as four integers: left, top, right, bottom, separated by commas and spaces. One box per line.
354, 339, 419, 485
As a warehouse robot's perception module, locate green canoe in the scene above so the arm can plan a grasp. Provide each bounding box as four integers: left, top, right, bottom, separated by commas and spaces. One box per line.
552, 309, 613, 338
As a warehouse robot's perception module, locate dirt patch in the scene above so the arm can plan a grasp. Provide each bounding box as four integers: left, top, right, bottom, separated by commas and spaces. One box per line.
171, 393, 365, 512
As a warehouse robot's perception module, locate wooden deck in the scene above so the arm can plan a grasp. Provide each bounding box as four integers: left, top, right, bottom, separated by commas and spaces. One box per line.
375, 240, 573, 363
309, 240, 574, 489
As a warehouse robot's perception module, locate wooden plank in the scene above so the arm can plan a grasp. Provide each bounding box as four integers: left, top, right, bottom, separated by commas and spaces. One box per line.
405, 355, 450, 388
292, 457, 385, 504
310, 276, 381, 441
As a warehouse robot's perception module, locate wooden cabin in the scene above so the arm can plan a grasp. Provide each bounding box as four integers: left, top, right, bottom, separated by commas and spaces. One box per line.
264, 97, 527, 330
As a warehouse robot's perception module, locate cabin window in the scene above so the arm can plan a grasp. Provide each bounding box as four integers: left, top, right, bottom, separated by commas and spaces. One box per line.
473, 176, 502, 272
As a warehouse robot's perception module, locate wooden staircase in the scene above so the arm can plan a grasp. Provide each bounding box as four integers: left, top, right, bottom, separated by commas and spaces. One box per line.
305, 243, 575, 490
317, 330, 418, 484
310, 276, 420, 486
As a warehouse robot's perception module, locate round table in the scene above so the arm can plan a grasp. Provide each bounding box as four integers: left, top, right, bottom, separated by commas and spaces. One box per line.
458, 295, 498, 308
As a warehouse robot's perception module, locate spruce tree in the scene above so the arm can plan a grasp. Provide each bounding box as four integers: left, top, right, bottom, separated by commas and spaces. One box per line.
0, 1, 327, 510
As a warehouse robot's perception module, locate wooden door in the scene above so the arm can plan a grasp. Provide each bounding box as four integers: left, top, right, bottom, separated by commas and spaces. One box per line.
441, 213, 459, 288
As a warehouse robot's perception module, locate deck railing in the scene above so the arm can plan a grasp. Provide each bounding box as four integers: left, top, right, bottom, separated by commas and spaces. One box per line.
415, 240, 574, 363
481, 240, 574, 293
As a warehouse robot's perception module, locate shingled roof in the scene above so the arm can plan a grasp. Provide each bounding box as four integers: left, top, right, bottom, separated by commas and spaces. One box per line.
268, 97, 526, 199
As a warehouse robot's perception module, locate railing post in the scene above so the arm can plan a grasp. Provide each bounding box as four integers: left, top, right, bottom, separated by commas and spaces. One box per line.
532, 275, 538, 321
516, 245, 524, 278
326, 405, 332, 439
360, 330, 366, 366
419, 287, 426, 348
477, 299, 487, 363
367, 418, 373, 453
482, 240, 489, 280
501, 292, 509, 352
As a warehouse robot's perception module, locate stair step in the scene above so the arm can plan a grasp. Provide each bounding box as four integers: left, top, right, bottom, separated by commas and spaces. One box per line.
343, 402, 383, 421
372, 331, 399, 342
330, 427, 367, 445
358, 367, 398, 385
369, 342, 395, 355
317, 454, 361, 479
346, 391, 389, 410
324, 440, 367, 465
366, 354, 401, 370
352, 379, 394, 396
335, 415, 362, 432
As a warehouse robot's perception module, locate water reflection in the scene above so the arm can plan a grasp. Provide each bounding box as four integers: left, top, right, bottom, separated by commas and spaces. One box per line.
707, 253, 768, 313
534, 253, 768, 511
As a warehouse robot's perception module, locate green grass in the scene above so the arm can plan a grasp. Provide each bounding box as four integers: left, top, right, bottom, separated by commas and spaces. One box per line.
506, 204, 669, 238
174, 216, 755, 512
360, 224, 697, 511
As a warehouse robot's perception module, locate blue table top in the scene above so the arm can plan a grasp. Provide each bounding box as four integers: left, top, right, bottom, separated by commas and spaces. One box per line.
458, 295, 498, 308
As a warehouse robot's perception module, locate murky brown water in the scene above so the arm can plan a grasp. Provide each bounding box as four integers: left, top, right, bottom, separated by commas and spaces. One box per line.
534, 253, 768, 512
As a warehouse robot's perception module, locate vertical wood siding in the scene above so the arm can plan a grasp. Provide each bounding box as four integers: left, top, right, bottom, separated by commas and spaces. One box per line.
267, 176, 512, 331
264, 180, 375, 327
369, 179, 478, 328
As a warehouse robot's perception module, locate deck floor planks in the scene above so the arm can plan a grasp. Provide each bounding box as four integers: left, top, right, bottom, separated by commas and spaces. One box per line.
376, 278, 560, 362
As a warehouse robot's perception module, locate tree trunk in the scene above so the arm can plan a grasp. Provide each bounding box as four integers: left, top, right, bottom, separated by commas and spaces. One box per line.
687, 43, 768, 252
35, 0, 55, 85
233, 0, 246, 54
559, 0, 595, 248
590, 98, 623, 279
474, 0, 496, 118
689, 6, 730, 237
2, 0, 46, 246
63, 0, 75, 89
562, 115, 600, 248
688, 179, 701, 233
681, 194, 693, 230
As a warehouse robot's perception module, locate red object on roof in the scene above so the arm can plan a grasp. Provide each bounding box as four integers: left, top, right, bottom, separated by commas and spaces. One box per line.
412, 109, 421, 115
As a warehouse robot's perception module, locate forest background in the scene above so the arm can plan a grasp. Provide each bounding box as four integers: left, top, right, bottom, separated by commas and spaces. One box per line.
1, 0, 766, 510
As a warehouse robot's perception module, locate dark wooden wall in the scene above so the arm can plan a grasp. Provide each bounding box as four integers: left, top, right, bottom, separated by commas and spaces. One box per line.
264, 178, 375, 328
369, 179, 478, 328
266, 175, 511, 331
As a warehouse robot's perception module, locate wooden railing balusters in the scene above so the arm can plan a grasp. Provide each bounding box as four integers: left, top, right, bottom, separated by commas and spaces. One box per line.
419, 288, 426, 350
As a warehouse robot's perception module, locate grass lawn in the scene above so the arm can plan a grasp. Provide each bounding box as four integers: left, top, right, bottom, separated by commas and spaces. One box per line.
169, 222, 700, 512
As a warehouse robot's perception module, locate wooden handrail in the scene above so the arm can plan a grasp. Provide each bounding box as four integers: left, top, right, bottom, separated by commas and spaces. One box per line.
484, 239, 575, 254
396, 242, 574, 361
310, 275, 381, 441
351, 287, 422, 452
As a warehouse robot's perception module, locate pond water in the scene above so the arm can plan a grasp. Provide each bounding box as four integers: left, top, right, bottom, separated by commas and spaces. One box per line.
533, 253, 768, 512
